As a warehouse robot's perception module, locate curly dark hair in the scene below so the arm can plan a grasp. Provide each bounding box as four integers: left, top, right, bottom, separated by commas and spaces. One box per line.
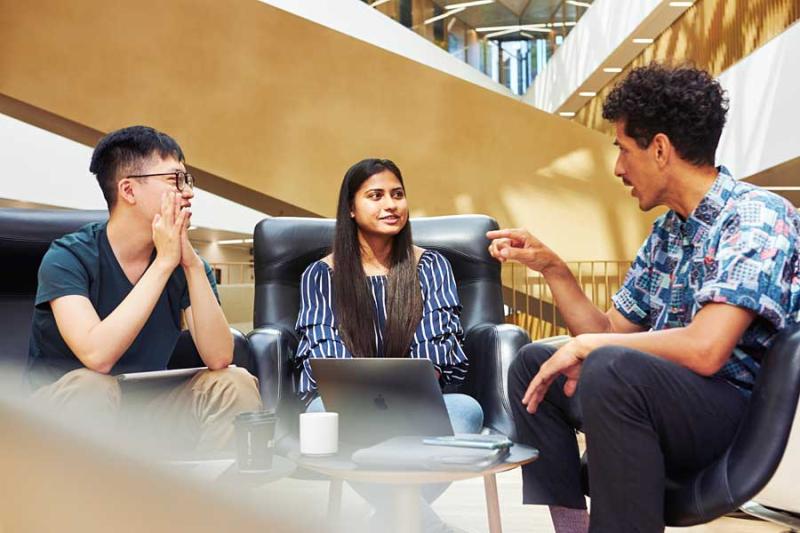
602, 64, 729, 167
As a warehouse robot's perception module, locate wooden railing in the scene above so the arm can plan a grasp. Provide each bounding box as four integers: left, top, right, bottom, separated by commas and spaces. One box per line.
502, 260, 632, 340
209, 259, 632, 340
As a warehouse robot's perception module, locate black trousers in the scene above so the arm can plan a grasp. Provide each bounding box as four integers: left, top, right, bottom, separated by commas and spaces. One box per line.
508, 343, 749, 533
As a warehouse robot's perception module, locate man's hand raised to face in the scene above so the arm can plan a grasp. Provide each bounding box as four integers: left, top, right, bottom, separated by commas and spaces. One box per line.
177, 197, 203, 271
152, 191, 188, 270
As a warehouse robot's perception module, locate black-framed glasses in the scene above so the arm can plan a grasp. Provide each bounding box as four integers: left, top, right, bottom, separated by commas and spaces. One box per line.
126, 170, 195, 192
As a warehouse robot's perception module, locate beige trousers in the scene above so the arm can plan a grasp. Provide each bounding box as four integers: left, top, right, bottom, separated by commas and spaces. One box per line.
33, 367, 263, 452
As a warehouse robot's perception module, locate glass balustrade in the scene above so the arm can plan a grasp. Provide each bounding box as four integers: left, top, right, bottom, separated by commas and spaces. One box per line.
362, 0, 592, 95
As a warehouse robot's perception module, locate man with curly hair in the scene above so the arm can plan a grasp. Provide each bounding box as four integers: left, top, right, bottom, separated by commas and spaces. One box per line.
487, 64, 800, 532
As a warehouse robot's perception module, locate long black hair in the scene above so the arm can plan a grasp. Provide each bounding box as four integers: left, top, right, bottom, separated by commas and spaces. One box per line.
332, 159, 423, 358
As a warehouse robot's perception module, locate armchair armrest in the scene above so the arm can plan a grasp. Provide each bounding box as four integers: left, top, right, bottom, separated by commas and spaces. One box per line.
247, 326, 299, 413
248, 326, 322, 460
462, 323, 531, 438
168, 327, 253, 371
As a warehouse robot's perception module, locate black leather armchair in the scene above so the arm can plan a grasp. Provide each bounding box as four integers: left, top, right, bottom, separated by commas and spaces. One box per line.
665, 325, 800, 525
579, 324, 800, 526
0, 207, 254, 385
249, 215, 531, 453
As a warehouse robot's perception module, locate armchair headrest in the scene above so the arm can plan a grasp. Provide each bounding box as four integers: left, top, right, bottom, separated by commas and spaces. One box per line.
0, 208, 108, 294
253, 215, 505, 332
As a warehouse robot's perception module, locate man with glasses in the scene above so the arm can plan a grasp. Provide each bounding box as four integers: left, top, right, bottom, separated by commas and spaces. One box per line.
27, 125, 262, 451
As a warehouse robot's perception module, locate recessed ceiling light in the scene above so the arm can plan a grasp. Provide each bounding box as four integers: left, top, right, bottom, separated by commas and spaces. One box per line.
217, 238, 254, 245
559, 112, 576, 117
481, 26, 552, 36
544, 21, 577, 27
669, 1, 694, 6
632, 38, 654, 44
603, 67, 623, 73
485, 28, 519, 39
578, 91, 597, 97
445, 0, 494, 9
477, 25, 513, 31
565, 0, 591, 7
477, 24, 553, 32
425, 6, 464, 24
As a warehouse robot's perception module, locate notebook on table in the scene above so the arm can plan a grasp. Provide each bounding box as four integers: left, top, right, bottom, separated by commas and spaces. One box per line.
351, 435, 511, 471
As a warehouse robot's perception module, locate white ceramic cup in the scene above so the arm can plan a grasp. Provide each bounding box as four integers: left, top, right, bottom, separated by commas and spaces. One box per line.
299, 412, 339, 456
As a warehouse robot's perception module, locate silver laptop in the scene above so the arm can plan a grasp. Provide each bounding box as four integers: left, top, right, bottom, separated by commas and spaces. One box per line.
310, 358, 454, 448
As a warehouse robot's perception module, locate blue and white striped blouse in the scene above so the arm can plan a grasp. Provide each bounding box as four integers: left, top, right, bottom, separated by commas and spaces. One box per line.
295, 249, 469, 400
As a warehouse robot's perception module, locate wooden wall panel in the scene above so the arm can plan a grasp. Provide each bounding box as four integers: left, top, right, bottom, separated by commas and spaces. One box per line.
575, 0, 800, 137
0, 0, 656, 260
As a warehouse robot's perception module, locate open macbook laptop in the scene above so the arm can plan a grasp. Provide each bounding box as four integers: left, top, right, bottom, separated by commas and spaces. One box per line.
310, 358, 454, 448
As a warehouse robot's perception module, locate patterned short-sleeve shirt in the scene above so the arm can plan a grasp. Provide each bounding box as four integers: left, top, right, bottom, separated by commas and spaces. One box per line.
612, 167, 800, 391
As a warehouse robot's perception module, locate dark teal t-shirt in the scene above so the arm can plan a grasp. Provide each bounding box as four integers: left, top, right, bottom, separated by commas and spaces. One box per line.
27, 222, 219, 389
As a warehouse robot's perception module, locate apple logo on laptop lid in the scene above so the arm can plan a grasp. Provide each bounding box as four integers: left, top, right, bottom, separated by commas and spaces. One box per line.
373, 394, 388, 411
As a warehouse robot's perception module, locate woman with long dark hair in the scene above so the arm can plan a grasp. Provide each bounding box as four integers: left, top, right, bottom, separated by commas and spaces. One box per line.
294, 158, 481, 532
295, 158, 481, 428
